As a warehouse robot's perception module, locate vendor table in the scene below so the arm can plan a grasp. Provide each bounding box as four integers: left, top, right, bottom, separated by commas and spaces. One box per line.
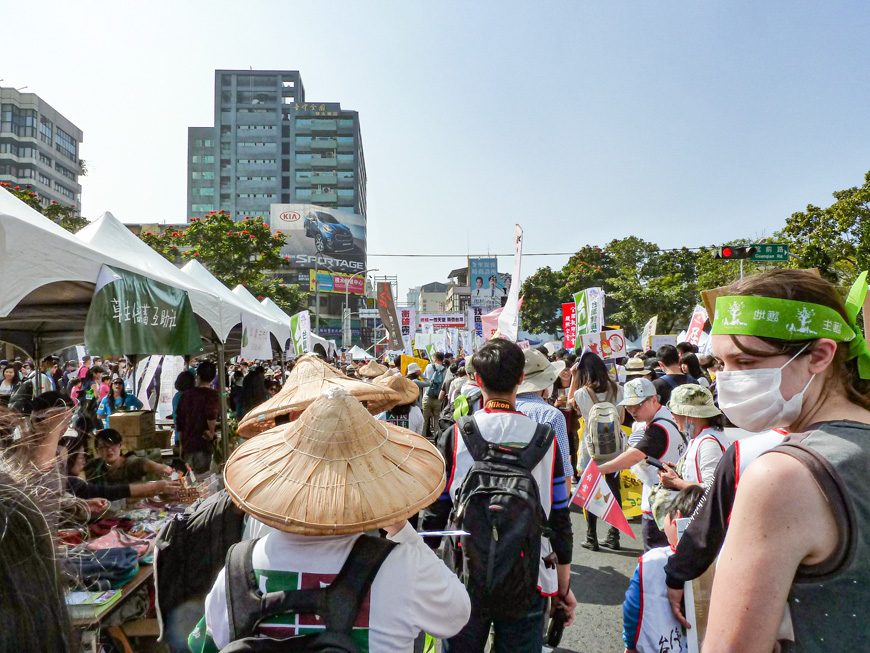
72, 564, 154, 630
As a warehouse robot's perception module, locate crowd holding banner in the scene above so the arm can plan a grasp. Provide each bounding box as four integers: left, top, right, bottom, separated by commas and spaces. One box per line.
2, 205, 869, 653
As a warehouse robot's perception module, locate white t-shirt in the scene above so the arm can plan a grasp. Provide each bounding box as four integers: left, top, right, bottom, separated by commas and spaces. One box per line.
204, 523, 470, 651
376, 405, 424, 435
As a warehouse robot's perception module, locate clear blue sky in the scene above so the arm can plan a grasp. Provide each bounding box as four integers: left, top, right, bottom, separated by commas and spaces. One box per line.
5, 0, 870, 300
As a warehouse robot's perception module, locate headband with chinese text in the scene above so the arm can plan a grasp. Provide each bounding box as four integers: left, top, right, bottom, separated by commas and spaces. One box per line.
712, 270, 870, 379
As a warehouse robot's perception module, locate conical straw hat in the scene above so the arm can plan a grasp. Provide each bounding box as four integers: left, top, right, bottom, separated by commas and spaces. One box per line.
357, 361, 388, 378
224, 387, 446, 535
372, 374, 419, 408
237, 354, 400, 438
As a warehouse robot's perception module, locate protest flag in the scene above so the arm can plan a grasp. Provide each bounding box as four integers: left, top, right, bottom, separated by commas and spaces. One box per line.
571, 459, 635, 539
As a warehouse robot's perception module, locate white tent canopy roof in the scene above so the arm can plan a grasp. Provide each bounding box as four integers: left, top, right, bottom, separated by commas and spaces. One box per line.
180, 259, 286, 346
76, 212, 242, 342
231, 285, 291, 347
347, 345, 373, 360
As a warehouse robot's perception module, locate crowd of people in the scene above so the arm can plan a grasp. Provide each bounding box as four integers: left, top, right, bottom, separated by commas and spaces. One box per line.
1, 268, 868, 651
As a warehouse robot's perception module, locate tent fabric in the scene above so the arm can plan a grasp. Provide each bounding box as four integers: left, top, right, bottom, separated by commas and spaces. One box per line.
347, 345, 373, 361
231, 285, 291, 348
77, 212, 238, 343
0, 192, 167, 355
181, 260, 287, 346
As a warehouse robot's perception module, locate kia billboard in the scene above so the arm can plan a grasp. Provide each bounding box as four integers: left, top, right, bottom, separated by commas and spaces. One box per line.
269, 203, 367, 272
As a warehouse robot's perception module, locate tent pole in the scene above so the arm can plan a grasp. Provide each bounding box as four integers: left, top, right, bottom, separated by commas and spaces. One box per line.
216, 340, 229, 465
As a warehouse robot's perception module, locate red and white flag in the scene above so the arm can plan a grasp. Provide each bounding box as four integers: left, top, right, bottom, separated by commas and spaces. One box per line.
571, 459, 635, 539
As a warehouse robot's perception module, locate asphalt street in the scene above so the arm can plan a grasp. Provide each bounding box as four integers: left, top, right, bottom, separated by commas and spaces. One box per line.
551, 510, 644, 653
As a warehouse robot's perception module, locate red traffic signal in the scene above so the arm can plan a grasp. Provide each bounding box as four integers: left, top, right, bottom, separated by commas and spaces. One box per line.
714, 246, 757, 260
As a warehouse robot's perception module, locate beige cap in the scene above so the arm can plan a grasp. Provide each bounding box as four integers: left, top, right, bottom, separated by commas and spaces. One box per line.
516, 349, 566, 394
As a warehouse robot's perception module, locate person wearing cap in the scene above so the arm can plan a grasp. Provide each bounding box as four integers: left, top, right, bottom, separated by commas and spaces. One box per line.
190, 387, 470, 652
346, 363, 358, 378
623, 357, 649, 380
85, 428, 174, 485
422, 339, 575, 652
515, 349, 574, 480
657, 384, 728, 492
598, 377, 685, 551
405, 362, 430, 408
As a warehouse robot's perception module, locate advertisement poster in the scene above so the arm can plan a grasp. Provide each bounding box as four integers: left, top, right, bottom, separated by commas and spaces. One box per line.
289, 310, 311, 356
269, 203, 367, 273
157, 356, 185, 420
241, 314, 272, 361
307, 270, 366, 295
562, 303, 577, 350
376, 282, 404, 351
580, 329, 627, 360
469, 257, 507, 312
498, 224, 523, 342
685, 306, 709, 346
651, 334, 677, 351
418, 313, 467, 329
399, 307, 416, 356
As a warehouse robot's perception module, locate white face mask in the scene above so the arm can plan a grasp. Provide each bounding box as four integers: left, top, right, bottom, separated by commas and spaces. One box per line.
716, 345, 815, 432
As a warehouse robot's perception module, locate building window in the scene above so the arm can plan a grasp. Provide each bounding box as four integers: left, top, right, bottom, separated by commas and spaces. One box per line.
54, 182, 75, 199
237, 193, 276, 199
191, 171, 215, 180
237, 159, 277, 165
38, 173, 52, 186
39, 153, 52, 166
55, 163, 76, 180
55, 128, 77, 161
39, 117, 53, 144
238, 125, 274, 131
191, 203, 215, 212
191, 155, 215, 164
193, 188, 215, 196
236, 91, 276, 105
237, 176, 276, 181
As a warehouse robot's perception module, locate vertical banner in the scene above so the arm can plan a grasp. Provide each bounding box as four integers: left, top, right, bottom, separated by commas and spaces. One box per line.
399, 307, 416, 356
685, 306, 709, 347
137, 355, 162, 410
642, 315, 658, 352
562, 302, 577, 350
447, 327, 460, 355
377, 282, 404, 350
290, 310, 311, 356
573, 287, 605, 343
460, 331, 472, 355
240, 314, 272, 361
498, 224, 524, 342
469, 257, 504, 312
157, 355, 184, 420
467, 306, 484, 339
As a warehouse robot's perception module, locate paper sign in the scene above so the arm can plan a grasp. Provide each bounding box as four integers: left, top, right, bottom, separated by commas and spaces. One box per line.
580, 329, 627, 360
562, 302, 577, 350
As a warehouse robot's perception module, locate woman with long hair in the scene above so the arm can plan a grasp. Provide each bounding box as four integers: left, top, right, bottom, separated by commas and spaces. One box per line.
237, 366, 269, 418
700, 269, 870, 651
568, 352, 625, 551
96, 377, 143, 419
0, 365, 19, 405
678, 352, 710, 388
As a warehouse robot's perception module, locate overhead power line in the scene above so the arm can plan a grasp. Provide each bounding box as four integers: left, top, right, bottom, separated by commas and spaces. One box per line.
367, 247, 710, 258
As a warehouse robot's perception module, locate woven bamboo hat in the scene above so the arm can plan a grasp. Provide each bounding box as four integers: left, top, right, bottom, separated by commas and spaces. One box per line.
237, 354, 400, 438
373, 374, 419, 407
224, 386, 446, 535
357, 360, 388, 378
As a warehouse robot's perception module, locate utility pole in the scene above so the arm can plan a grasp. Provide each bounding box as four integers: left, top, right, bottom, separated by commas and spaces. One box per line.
343, 268, 378, 348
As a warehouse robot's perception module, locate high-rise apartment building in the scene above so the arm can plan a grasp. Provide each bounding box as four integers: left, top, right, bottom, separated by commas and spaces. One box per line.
187, 70, 366, 221
0, 87, 84, 208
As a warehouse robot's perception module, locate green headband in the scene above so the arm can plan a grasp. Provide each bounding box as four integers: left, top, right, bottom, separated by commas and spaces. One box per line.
712, 271, 870, 379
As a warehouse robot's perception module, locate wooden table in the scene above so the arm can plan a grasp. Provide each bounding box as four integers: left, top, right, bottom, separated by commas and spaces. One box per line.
72, 564, 154, 630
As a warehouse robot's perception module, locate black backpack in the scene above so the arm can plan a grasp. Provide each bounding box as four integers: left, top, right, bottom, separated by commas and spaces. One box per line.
222, 535, 396, 652
446, 416, 555, 621
154, 490, 246, 639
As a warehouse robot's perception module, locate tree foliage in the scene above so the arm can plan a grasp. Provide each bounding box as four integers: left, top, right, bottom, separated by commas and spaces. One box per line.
138, 210, 306, 314
1, 182, 89, 233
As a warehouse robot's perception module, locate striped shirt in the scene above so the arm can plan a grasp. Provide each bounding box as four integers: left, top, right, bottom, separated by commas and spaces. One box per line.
516, 392, 574, 478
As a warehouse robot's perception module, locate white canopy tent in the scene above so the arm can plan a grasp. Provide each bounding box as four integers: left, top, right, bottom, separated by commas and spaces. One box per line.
180, 259, 287, 348
0, 192, 173, 357
347, 345, 373, 361
231, 285, 291, 351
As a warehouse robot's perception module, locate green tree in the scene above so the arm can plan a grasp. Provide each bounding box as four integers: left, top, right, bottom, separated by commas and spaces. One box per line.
1, 182, 89, 233
782, 170, 870, 282
518, 266, 566, 335
139, 210, 306, 314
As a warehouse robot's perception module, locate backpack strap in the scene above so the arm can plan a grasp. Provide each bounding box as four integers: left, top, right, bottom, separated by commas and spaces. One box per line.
225, 535, 396, 642
457, 416, 555, 471
225, 539, 262, 642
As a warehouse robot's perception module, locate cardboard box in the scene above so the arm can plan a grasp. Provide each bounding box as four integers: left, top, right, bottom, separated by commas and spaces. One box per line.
109, 411, 155, 451
153, 429, 173, 449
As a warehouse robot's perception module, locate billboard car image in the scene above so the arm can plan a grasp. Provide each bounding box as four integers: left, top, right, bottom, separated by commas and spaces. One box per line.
270, 203, 366, 273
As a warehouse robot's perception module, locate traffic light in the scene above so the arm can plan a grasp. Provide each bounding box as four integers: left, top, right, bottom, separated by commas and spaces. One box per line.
713, 246, 757, 260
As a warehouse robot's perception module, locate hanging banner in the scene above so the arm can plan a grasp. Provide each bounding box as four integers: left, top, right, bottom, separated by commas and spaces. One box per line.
642, 315, 658, 352
480, 307, 502, 341
460, 331, 473, 355
289, 310, 311, 356
580, 329, 627, 361
447, 328, 460, 355
562, 302, 577, 350
573, 287, 605, 343
685, 306, 709, 347
467, 306, 484, 339
241, 314, 272, 361
137, 355, 162, 409
469, 257, 505, 312
156, 355, 184, 420
84, 266, 202, 356
434, 331, 448, 355
498, 225, 524, 342
418, 313, 467, 328
399, 307, 416, 356
377, 282, 404, 350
